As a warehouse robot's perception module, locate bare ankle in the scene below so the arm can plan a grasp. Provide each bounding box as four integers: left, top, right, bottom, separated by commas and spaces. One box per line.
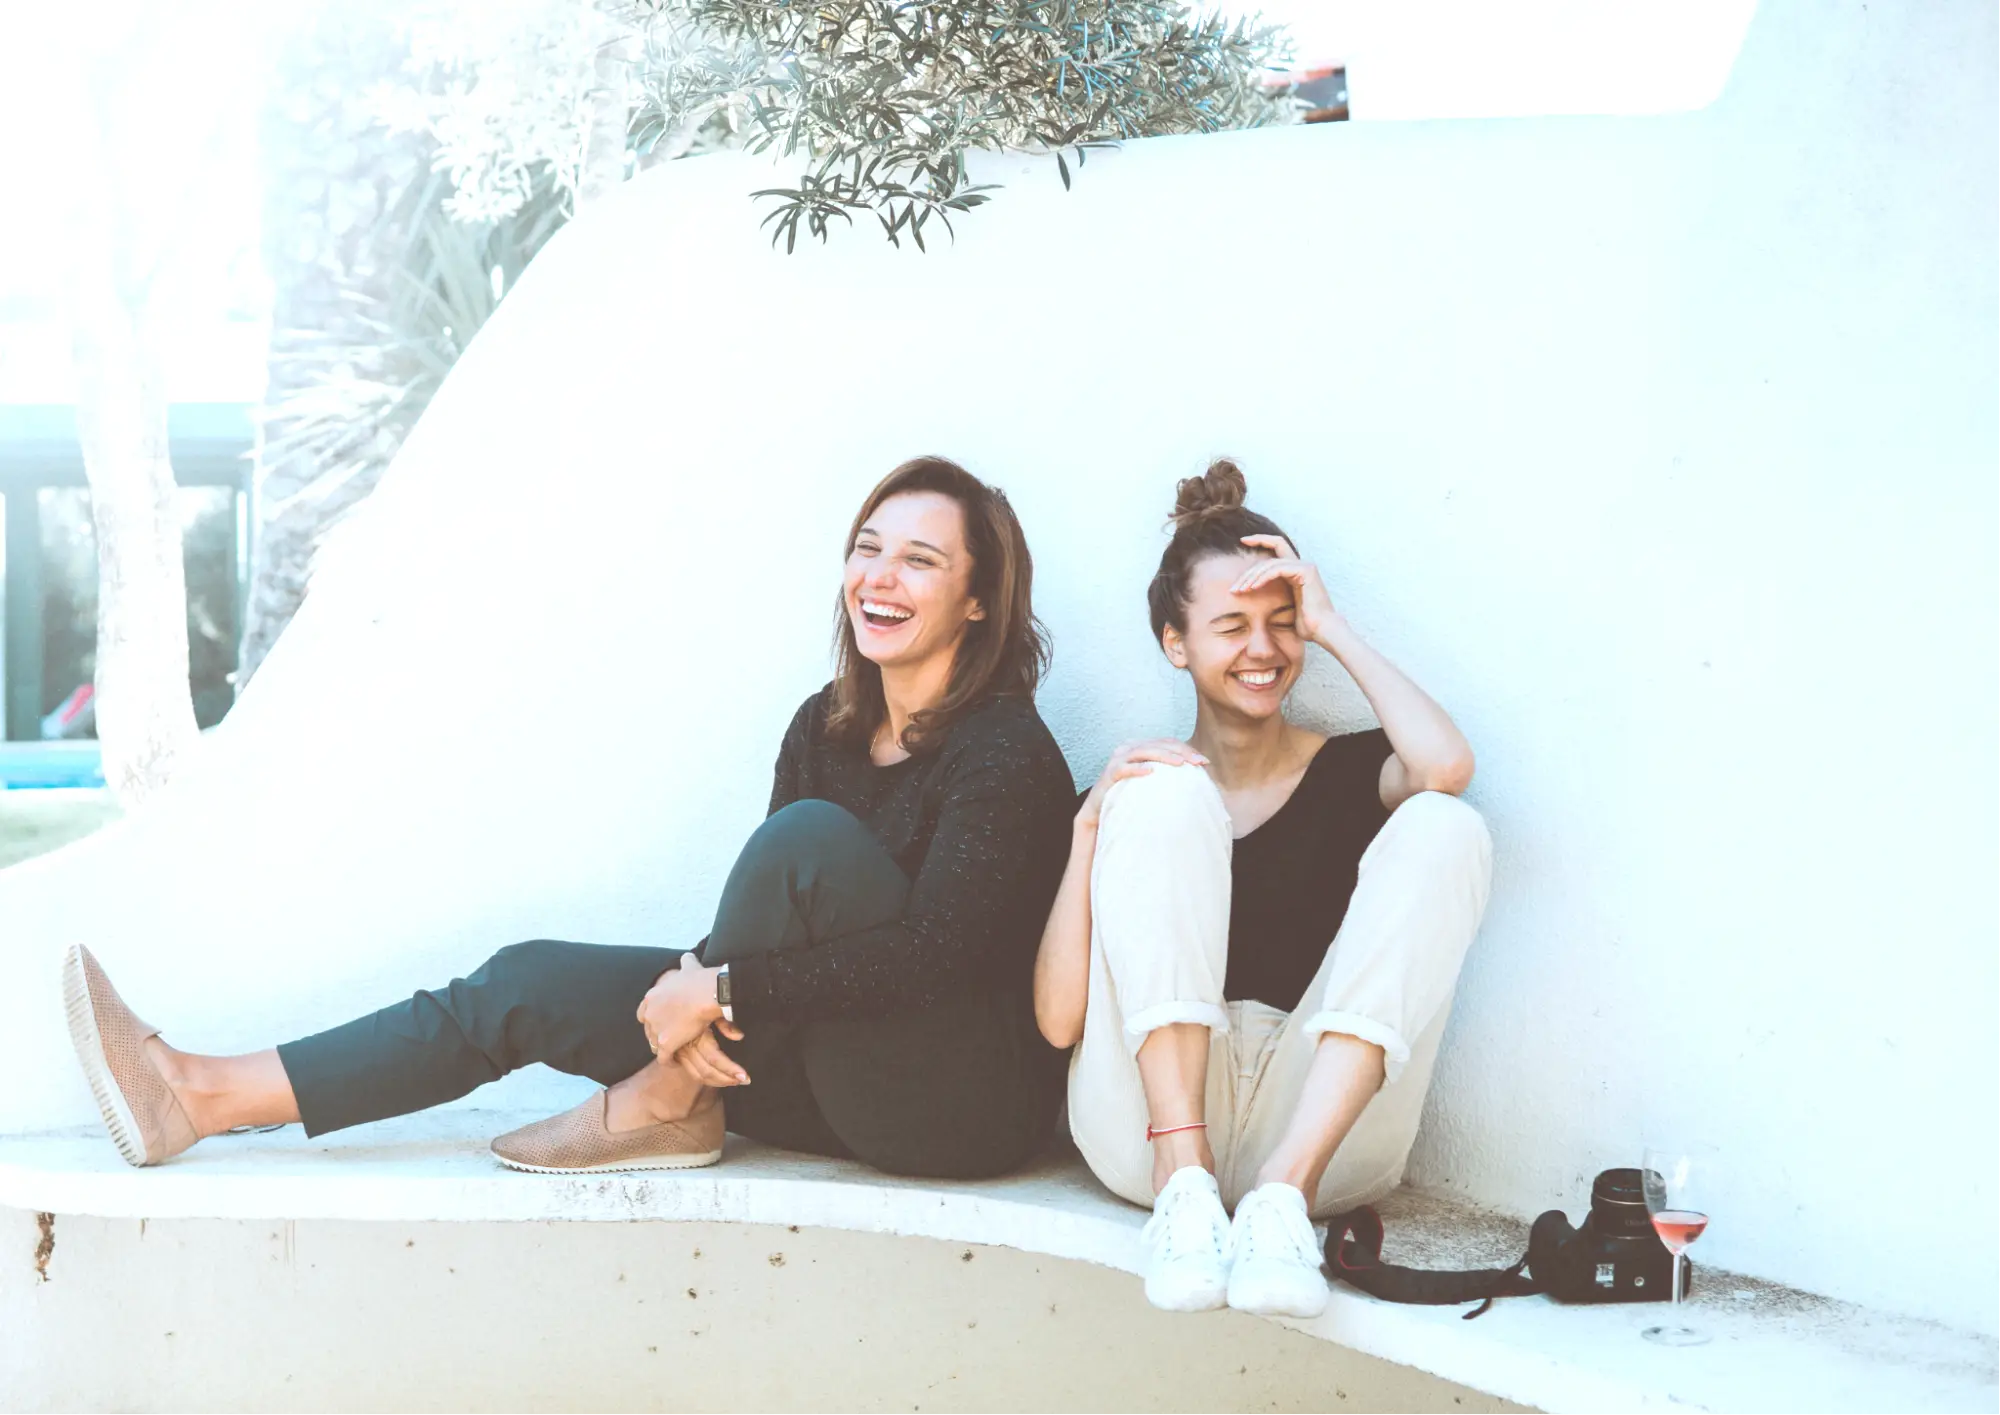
1252, 1159, 1317, 1202
143, 1036, 185, 1089
607, 1064, 707, 1131
144, 1039, 214, 1137
1149, 1128, 1216, 1195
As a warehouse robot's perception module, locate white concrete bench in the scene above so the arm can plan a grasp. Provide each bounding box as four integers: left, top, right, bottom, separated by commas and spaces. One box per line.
4, 1114, 1992, 1413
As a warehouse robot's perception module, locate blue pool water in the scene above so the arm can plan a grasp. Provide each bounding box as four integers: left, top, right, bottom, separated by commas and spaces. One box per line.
0, 742, 105, 790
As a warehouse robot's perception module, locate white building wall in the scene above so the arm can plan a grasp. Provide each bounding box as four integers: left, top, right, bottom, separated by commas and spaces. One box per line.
1, 0, 1991, 1336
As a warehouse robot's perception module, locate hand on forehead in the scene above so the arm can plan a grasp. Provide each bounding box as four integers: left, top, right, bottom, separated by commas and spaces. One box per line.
1189, 549, 1294, 615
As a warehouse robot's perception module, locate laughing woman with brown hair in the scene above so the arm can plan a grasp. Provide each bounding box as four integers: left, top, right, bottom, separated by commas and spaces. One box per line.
66, 457, 1076, 1180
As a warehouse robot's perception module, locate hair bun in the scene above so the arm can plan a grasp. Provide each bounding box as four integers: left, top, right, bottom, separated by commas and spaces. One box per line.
1168, 458, 1249, 531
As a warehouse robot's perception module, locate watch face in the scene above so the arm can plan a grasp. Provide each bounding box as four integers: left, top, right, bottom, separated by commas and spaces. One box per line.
716, 969, 732, 1005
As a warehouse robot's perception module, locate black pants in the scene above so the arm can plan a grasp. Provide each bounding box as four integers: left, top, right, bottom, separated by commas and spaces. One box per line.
277, 800, 1064, 1178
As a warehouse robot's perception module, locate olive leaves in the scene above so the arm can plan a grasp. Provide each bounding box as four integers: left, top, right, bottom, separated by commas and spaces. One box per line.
625, 1, 1297, 250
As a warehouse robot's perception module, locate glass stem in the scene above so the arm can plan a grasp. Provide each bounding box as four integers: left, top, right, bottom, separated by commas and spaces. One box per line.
1671, 1251, 1684, 1306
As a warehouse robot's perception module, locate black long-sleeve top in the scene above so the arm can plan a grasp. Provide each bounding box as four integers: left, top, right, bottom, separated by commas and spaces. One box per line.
720, 685, 1076, 1025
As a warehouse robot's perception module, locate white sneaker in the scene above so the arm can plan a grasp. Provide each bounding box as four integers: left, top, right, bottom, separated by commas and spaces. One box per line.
1141, 1166, 1232, 1312
1226, 1182, 1330, 1318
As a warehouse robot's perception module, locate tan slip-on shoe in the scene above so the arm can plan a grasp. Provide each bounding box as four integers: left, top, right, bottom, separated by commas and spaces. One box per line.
490, 1092, 724, 1175
61, 943, 199, 1168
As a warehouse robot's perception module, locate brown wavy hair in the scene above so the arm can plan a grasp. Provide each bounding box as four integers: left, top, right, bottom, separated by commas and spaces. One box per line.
1147, 458, 1297, 642
825, 456, 1051, 756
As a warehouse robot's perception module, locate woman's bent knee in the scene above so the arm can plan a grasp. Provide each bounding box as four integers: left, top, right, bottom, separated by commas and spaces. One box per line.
1096, 763, 1232, 871
1387, 791, 1491, 861
1090, 767, 1232, 1012
1098, 761, 1229, 847
739, 799, 892, 882
748, 798, 872, 856
711, 799, 908, 963
1092, 765, 1231, 909
476, 939, 576, 998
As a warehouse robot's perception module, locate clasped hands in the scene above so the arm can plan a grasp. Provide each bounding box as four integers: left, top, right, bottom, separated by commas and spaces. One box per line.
636, 954, 750, 1088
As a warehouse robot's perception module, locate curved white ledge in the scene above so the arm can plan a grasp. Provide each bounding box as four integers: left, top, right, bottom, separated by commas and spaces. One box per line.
3, 1113, 1992, 1415
0, 1111, 1145, 1257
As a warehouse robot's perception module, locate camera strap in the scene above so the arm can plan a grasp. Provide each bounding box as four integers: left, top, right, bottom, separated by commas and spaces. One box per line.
1323, 1206, 1540, 1319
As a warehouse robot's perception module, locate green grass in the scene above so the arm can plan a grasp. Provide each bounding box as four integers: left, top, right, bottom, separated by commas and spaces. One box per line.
0, 790, 123, 870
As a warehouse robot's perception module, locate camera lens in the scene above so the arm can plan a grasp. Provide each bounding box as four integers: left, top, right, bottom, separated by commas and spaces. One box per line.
1590, 1168, 1656, 1238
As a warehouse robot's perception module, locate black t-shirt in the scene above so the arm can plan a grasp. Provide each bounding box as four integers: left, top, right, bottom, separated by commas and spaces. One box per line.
721, 686, 1076, 1025
1223, 729, 1392, 1011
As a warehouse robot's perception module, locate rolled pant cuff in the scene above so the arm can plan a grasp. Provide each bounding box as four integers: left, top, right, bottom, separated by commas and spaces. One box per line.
1297, 1010, 1412, 1084
1122, 1000, 1230, 1055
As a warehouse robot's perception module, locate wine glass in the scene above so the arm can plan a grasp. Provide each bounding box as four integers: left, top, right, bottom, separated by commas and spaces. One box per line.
1641, 1145, 1715, 1346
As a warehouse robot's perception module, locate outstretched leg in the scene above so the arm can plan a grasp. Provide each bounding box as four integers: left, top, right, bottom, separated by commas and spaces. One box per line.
145, 1043, 298, 1137
155, 940, 686, 1140
65, 936, 680, 1166
275, 939, 675, 1137
70, 796, 1055, 1175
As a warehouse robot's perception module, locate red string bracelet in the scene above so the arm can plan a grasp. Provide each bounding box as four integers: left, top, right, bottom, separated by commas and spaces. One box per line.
1145, 1121, 1207, 1141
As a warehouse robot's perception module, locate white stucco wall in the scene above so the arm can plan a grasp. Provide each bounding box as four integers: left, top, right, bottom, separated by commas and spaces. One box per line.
2, 0, 1992, 1338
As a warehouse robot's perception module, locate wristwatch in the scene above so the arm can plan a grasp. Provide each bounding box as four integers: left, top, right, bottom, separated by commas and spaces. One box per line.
714, 964, 733, 1025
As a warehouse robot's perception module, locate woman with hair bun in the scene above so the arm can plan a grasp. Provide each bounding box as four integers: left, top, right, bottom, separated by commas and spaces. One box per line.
1033, 459, 1491, 1317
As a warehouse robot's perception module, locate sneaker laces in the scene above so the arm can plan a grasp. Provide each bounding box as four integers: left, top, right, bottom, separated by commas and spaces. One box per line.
1232, 1186, 1321, 1267
1143, 1170, 1228, 1265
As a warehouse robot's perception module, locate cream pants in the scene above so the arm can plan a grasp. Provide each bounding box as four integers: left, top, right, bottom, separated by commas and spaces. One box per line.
1066, 763, 1493, 1218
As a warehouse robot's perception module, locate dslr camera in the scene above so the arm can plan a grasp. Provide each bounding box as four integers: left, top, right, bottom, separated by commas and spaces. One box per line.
1530, 1167, 1691, 1303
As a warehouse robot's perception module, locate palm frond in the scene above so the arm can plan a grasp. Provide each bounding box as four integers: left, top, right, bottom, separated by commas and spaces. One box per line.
257, 172, 568, 534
